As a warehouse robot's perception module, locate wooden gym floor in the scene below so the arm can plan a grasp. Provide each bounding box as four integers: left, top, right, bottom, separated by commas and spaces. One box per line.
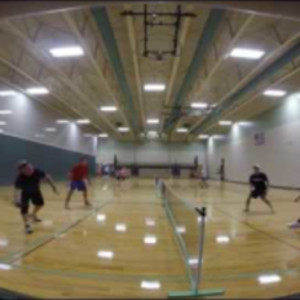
0, 178, 300, 298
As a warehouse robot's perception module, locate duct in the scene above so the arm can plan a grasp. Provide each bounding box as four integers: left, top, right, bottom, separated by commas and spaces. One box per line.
163, 8, 225, 133
91, 6, 140, 134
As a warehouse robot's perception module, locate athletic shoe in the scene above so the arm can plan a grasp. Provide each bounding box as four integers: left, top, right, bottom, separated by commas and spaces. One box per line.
85, 201, 92, 207
32, 217, 42, 223
288, 221, 300, 229
25, 224, 33, 234
243, 208, 249, 213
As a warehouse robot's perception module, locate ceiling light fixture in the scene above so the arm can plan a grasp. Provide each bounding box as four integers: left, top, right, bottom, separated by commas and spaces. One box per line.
56, 119, 70, 124
76, 119, 91, 125
146, 118, 160, 124
118, 127, 129, 132
100, 106, 118, 112
144, 84, 166, 92
230, 48, 265, 60
263, 89, 286, 97
176, 128, 188, 133
190, 102, 208, 109
0, 90, 17, 97
26, 87, 49, 95
219, 120, 233, 126
49, 46, 84, 58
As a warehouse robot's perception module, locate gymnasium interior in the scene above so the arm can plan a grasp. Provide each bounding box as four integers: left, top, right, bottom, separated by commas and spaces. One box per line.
0, 1, 300, 298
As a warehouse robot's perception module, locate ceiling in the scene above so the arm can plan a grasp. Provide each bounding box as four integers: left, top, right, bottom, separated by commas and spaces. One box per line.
0, 2, 300, 142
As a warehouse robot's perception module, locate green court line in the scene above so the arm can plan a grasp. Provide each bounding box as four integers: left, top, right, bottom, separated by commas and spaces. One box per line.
214, 205, 300, 253
8, 263, 186, 283
1, 201, 111, 264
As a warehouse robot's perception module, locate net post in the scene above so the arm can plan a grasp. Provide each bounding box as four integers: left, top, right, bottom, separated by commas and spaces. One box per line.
194, 207, 206, 293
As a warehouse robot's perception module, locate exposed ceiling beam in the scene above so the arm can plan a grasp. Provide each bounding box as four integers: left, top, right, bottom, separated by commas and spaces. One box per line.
191, 40, 300, 136
212, 64, 300, 130
1, 2, 300, 23
162, 8, 225, 134
158, 5, 192, 134
62, 11, 133, 136
123, 4, 145, 130
91, 6, 141, 135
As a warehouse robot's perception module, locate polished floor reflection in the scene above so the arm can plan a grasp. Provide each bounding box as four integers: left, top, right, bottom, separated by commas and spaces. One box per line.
0, 178, 300, 298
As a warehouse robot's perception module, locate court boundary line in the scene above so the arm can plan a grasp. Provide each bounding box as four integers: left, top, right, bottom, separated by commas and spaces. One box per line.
1, 201, 111, 264
214, 205, 300, 252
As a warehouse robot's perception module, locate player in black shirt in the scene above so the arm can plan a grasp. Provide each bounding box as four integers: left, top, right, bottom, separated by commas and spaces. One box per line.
244, 165, 274, 213
14, 160, 58, 234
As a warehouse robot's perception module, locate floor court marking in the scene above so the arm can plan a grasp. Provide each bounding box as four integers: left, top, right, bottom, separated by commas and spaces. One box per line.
1, 200, 112, 264
8, 263, 187, 282
213, 205, 300, 252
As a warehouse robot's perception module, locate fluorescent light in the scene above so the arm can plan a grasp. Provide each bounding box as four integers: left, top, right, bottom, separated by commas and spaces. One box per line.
146, 118, 160, 124
198, 134, 209, 139
0, 110, 12, 115
84, 133, 93, 138
45, 127, 56, 132
49, 46, 84, 58
118, 127, 129, 132
176, 226, 186, 234
230, 48, 265, 60
115, 223, 127, 232
97, 250, 114, 259
216, 235, 230, 243
26, 87, 49, 95
0, 90, 17, 97
0, 264, 12, 270
237, 121, 253, 127
0, 129, 3, 133
0, 121, 7, 126
98, 133, 108, 138
100, 106, 118, 112
144, 84, 166, 92
144, 235, 157, 244
191, 102, 208, 109
140, 281, 161, 290
258, 274, 281, 285
176, 128, 188, 133
145, 218, 156, 227
219, 120, 233, 126
76, 119, 90, 125
35, 133, 45, 138
56, 119, 70, 124
263, 89, 286, 97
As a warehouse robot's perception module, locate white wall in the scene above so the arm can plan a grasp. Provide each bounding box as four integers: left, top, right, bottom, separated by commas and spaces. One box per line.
97, 140, 206, 166
207, 92, 300, 188
0, 93, 97, 156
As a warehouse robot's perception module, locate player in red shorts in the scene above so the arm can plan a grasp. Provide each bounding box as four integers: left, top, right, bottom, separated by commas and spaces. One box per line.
64, 158, 91, 209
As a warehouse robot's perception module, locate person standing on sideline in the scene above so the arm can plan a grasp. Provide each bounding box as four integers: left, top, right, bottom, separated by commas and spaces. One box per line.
14, 160, 58, 234
65, 158, 91, 209
244, 165, 274, 213
219, 158, 225, 181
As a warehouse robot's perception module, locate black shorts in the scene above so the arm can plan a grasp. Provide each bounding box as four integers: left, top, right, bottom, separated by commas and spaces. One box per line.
20, 191, 44, 215
250, 189, 266, 199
